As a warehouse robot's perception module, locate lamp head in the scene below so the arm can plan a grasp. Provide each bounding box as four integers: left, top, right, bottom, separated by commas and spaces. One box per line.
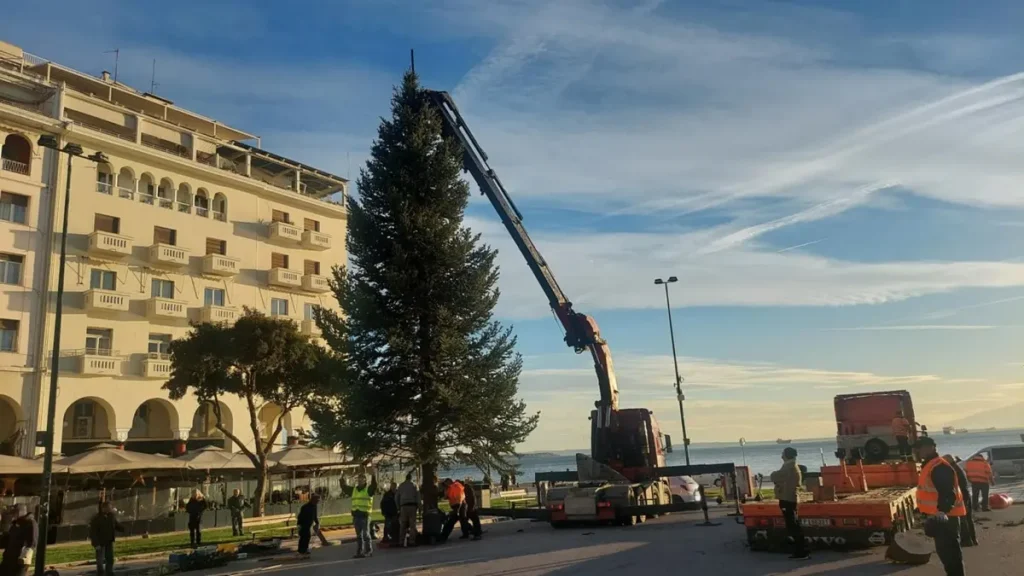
88, 151, 110, 164
654, 278, 664, 285
667, 276, 678, 283
37, 135, 59, 150
63, 143, 84, 156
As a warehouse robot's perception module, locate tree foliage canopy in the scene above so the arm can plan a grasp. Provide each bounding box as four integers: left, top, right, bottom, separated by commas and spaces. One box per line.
164, 308, 324, 514
310, 71, 539, 492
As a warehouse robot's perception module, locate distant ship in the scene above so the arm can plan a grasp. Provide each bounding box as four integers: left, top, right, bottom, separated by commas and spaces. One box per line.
776, 438, 792, 444
957, 428, 968, 434
943, 426, 956, 435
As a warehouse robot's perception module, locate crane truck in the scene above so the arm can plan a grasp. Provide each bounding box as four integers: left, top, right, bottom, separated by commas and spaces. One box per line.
423, 90, 736, 527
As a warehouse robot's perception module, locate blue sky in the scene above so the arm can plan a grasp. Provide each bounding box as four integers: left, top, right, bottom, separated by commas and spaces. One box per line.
6, 0, 1024, 450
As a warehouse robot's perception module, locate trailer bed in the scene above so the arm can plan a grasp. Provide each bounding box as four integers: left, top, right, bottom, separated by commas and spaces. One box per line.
743, 487, 917, 551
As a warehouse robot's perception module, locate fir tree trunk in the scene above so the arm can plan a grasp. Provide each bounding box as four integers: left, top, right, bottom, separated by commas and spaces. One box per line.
421, 462, 439, 510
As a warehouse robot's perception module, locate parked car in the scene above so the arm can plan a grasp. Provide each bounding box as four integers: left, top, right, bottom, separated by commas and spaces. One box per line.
968, 444, 1024, 479
668, 476, 703, 509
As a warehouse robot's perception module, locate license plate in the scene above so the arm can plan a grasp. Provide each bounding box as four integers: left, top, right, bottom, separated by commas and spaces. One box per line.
801, 518, 831, 527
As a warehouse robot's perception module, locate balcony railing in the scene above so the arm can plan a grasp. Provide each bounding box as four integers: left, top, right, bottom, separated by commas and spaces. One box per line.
96, 181, 113, 195
139, 192, 155, 205
177, 202, 191, 214
301, 229, 332, 250
196, 206, 209, 218
269, 267, 302, 289
213, 211, 226, 222
302, 274, 330, 293
149, 243, 189, 267
66, 348, 121, 376
147, 297, 188, 320
202, 254, 240, 276
157, 195, 174, 210
118, 187, 135, 200
201, 305, 239, 324
2, 157, 29, 175
87, 231, 132, 258
142, 354, 172, 378
84, 289, 130, 312
141, 139, 190, 159
269, 221, 302, 243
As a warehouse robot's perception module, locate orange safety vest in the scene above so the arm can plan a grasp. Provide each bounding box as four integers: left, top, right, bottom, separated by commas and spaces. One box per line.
964, 457, 993, 485
446, 481, 465, 506
917, 457, 967, 517
891, 417, 911, 436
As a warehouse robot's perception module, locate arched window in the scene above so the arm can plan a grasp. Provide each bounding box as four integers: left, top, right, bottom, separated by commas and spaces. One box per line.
195, 188, 210, 218
212, 193, 227, 222
176, 183, 192, 214
157, 178, 174, 209
117, 168, 135, 199
1, 134, 31, 175
139, 173, 156, 205
96, 164, 114, 195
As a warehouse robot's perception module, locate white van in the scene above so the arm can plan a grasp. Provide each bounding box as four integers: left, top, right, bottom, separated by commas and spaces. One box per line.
967, 444, 1024, 479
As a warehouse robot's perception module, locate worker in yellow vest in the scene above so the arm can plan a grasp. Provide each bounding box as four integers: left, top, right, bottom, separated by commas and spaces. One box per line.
349, 473, 378, 559
914, 437, 967, 576
964, 454, 993, 512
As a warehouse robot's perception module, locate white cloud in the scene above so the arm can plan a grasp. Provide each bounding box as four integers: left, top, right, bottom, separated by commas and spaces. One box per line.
516, 352, 998, 450
471, 215, 1024, 318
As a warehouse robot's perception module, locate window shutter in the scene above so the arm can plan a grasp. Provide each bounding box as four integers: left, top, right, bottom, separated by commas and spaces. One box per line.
303, 218, 319, 232
94, 214, 119, 233
154, 226, 175, 245
304, 260, 320, 275
271, 253, 288, 269
1, 193, 28, 207
205, 238, 226, 255
272, 210, 289, 223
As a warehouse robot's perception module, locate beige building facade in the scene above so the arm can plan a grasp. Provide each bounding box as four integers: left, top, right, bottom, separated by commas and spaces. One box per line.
0, 40, 347, 458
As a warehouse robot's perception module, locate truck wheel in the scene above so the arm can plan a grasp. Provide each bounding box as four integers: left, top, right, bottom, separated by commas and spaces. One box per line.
636, 515, 646, 524
864, 439, 889, 463
618, 514, 637, 527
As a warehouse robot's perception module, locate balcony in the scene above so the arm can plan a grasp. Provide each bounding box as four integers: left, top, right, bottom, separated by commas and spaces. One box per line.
201, 305, 239, 324
142, 354, 172, 378
71, 349, 121, 376
147, 297, 188, 320
300, 319, 321, 338
84, 289, 130, 313
201, 254, 240, 276
301, 229, 332, 250
2, 158, 29, 175
268, 221, 302, 243
268, 267, 302, 289
88, 231, 132, 258
302, 274, 330, 293
148, 244, 189, 268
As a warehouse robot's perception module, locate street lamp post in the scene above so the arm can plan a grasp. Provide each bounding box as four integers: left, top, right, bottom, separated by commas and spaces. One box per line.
654, 276, 690, 465
35, 136, 108, 576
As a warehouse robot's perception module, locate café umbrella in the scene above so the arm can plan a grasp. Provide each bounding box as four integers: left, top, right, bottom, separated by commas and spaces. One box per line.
176, 445, 254, 471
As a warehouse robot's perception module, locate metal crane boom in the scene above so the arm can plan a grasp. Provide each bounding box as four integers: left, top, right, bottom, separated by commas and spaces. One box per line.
424, 89, 619, 413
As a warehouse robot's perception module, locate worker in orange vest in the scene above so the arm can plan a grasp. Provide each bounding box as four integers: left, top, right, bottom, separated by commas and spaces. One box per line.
891, 411, 912, 458
964, 454, 993, 512
439, 479, 469, 542
914, 437, 967, 576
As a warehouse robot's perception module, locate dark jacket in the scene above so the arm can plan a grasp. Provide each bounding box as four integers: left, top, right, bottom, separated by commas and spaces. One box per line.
1, 515, 36, 561
88, 511, 123, 547
396, 480, 419, 508
227, 495, 246, 514
465, 484, 477, 511
380, 490, 398, 517
928, 456, 958, 514
185, 498, 207, 522
296, 501, 319, 529
943, 455, 973, 505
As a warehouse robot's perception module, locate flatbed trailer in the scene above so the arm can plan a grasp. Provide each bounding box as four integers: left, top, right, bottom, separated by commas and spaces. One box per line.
743, 461, 919, 551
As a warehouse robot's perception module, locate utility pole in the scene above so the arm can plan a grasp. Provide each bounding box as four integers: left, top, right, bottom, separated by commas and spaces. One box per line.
654, 276, 690, 465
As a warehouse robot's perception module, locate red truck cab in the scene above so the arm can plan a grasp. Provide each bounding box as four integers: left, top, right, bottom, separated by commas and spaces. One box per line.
834, 391, 920, 464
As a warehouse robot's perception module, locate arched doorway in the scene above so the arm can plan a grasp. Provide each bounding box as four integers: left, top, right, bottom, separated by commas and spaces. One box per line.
258, 403, 292, 452
1, 134, 31, 175
61, 397, 115, 456
0, 395, 25, 455
189, 401, 233, 450
125, 399, 179, 454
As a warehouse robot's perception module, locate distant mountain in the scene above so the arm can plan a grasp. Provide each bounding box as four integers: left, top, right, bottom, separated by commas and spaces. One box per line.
948, 403, 1024, 429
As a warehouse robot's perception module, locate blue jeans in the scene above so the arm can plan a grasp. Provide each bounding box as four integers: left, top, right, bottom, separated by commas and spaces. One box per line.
353, 511, 372, 555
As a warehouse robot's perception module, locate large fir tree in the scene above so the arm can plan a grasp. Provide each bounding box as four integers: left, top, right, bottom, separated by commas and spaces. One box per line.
311, 71, 538, 508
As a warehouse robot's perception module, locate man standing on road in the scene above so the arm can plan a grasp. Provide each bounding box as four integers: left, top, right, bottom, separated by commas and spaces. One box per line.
965, 455, 993, 512
88, 501, 122, 576
463, 479, 482, 541
396, 473, 420, 547
380, 482, 399, 544
227, 489, 247, 537
296, 494, 320, 555
944, 456, 978, 547
0, 504, 36, 576
770, 447, 808, 560
915, 437, 967, 576
351, 473, 377, 558
892, 411, 912, 458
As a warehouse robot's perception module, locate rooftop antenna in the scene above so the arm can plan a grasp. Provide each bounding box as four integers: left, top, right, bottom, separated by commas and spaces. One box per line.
150, 59, 159, 93
410, 49, 415, 74
104, 48, 119, 83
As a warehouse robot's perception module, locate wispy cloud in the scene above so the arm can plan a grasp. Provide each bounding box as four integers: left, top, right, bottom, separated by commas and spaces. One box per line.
823, 325, 1002, 332
777, 238, 827, 254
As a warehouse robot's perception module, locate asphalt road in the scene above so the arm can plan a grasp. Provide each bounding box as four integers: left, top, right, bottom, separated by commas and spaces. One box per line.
199, 506, 1024, 576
